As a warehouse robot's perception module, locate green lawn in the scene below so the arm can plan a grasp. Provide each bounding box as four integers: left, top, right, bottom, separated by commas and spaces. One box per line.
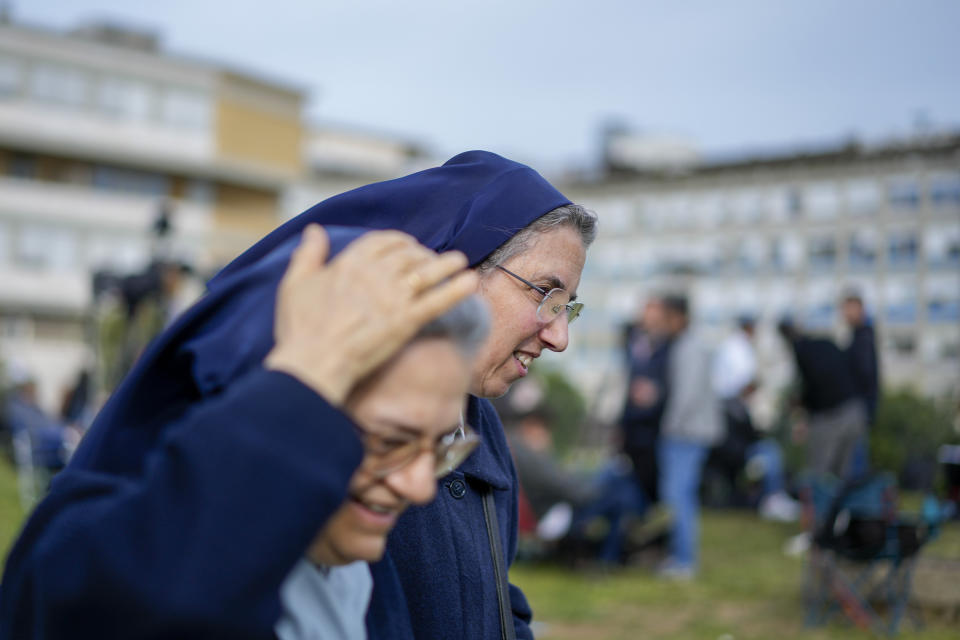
0, 457, 25, 563
513, 510, 960, 639
2, 458, 957, 638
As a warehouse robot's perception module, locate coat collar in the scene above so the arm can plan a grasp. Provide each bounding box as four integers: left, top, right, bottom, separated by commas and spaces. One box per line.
454, 397, 512, 491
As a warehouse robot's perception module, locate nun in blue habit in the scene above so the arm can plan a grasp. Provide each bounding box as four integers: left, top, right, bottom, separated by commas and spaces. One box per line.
0, 151, 597, 640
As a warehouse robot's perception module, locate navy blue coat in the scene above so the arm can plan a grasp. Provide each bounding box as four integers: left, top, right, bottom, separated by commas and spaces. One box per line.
845, 324, 879, 424
367, 396, 530, 640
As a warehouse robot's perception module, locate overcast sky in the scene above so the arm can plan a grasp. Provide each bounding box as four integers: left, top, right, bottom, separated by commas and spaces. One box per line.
16, 0, 960, 171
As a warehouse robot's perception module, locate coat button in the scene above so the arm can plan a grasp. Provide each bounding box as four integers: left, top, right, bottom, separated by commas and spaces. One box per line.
448, 479, 466, 499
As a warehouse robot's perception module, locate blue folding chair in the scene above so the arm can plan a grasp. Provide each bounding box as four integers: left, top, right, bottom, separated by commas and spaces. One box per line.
799, 472, 946, 635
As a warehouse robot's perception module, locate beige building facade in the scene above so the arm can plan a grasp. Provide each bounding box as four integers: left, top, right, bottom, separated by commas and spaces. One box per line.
0, 19, 306, 409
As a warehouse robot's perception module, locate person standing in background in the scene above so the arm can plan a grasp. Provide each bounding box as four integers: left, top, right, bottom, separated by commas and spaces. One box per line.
777, 319, 866, 479
841, 291, 879, 477
657, 295, 725, 579
619, 299, 674, 512
711, 317, 799, 522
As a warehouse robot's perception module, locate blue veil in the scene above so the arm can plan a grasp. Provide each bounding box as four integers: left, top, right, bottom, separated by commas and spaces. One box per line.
70, 150, 570, 474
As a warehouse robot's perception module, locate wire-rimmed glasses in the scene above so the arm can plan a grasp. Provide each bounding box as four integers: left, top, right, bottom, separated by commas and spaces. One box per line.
496, 265, 584, 324
354, 421, 480, 479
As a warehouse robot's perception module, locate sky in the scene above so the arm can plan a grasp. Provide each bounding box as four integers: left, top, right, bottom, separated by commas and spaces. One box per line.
15, 0, 960, 172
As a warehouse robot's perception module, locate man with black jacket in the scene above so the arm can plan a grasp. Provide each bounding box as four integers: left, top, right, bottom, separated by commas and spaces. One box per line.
842, 293, 880, 476
842, 294, 879, 424
778, 319, 866, 478
619, 299, 673, 507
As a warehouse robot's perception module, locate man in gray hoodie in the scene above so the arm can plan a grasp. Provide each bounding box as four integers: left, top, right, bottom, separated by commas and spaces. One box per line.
656, 294, 725, 579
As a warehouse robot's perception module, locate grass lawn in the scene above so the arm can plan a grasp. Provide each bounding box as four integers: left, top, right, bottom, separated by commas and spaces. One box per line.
0, 457, 25, 563
2, 457, 957, 638
513, 510, 960, 639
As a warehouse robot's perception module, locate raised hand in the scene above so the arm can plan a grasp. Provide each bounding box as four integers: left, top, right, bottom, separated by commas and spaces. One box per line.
265, 224, 478, 404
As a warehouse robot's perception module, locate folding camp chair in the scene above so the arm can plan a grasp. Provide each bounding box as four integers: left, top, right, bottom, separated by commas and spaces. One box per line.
799, 472, 946, 635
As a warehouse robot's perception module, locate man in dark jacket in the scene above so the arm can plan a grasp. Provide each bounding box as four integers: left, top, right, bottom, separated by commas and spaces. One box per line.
778, 319, 866, 478
842, 293, 879, 476
842, 293, 879, 424
619, 299, 673, 506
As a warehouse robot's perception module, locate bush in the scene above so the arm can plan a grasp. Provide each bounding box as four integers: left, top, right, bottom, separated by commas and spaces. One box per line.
534, 368, 587, 455
871, 389, 957, 490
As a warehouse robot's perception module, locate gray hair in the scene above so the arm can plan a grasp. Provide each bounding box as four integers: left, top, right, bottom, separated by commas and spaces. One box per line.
477, 204, 598, 273
413, 294, 490, 357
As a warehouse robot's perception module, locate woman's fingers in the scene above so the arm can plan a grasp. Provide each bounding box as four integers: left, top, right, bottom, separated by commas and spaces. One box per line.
410, 270, 480, 325
403, 251, 470, 296
284, 224, 329, 284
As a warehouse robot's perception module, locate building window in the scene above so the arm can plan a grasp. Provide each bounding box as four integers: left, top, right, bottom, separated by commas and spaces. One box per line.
186, 179, 217, 205
930, 173, 960, 208
804, 303, 836, 328
92, 165, 170, 197
17, 224, 77, 271
771, 236, 804, 271
764, 187, 791, 223
802, 279, 836, 328
804, 181, 840, 218
160, 88, 211, 130
884, 278, 918, 325
888, 334, 916, 356
86, 234, 149, 273
846, 178, 882, 216
593, 200, 631, 234
888, 176, 920, 210
887, 230, 918, 267
941, 340, 960, 362
848, 230, 878, 268
30, 62, 89, 107
98, 76, 153, 121
925, 275, 960, 324
728, 188, 763, 224
0, 221, 8, 265
927, 299, 960, 324
7, 153, 37, 179
692, 191, 723, 227
663, 195, 691, 230
924, 224, 960, 268
807, 235, 837, 269
0, 54, 22, 96
786, 188, 803, 218
737, 235, 766, 272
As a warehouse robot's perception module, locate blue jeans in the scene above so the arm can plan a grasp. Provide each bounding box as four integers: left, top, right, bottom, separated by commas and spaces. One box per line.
658, 438, 708, 569
745, 439, 786, 498
847, 436, 870, 479
572, 463, 647, 563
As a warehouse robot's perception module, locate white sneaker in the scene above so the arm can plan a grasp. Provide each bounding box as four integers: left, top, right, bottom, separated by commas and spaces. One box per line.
760, 492, 801, 522
783, 532, 811, 557
656, 559, 696, 581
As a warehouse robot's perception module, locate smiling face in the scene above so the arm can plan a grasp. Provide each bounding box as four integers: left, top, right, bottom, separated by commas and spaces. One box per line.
470, 225, 587, 398
307, 338, 470, 566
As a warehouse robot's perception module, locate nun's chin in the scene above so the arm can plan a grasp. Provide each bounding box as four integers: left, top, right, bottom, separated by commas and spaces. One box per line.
469, 359, 522, 399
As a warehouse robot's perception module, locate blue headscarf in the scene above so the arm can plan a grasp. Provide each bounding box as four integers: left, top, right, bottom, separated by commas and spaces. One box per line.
213, 149, 570, 282
71, 150, 570, 473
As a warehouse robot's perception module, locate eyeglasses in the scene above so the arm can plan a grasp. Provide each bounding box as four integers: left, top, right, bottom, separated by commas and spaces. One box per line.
354, 421, 481, 479
496, 265, 584, 324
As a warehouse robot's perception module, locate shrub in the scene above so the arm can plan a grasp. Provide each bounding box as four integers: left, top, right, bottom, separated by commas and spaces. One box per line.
871, 389, 957, 489
534, 368, 587, 456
